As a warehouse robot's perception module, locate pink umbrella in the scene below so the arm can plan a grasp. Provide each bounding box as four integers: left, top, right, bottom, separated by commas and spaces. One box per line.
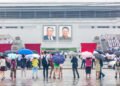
81, 51, 94, 59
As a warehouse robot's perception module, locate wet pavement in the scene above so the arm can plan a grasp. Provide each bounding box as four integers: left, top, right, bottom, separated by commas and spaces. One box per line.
0, 69, 120, 86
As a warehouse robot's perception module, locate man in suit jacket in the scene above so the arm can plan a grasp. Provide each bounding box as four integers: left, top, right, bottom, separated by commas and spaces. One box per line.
43, 27, 56, 40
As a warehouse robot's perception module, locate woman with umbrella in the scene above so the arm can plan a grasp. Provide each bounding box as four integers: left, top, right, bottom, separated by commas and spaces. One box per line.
93, 51, 105, 79
17, 48, 33, 78
81, 51, 93, 79
52, 52, 65, 79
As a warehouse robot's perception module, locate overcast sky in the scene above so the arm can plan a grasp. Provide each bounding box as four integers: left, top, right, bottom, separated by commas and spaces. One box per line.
0, 0, 119, 3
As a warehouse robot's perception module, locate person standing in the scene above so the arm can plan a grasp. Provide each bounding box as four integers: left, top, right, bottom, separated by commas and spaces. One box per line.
10, 59, 17, 81
81, 58, 85, 69
20, 55, 27, 77
53, 63, 60, 79
71, 56, 79, 79
32, 57, 39, 79
42, 51, 49, 80
95, 58, 100, 79
59, 64, 63, 79
115, 59, 120, 78
49, 53, 55, 79
85, 57, 92, 79
0, 56, 6, 81
99, 59, 105, 79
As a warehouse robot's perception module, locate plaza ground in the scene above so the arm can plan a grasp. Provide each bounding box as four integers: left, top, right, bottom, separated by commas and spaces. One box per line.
0, 69, 120, 86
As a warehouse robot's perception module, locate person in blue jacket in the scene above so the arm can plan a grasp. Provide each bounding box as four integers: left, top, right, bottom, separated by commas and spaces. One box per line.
71, 56, 80, 79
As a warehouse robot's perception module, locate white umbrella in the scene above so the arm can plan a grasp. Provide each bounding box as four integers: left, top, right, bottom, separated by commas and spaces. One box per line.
25, 54, 40, 60
7, 53, 18, 59
81, 51, 93, 59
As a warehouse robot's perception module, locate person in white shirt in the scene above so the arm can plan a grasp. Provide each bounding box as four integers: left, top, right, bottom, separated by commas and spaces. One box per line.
0, 56, 6, 81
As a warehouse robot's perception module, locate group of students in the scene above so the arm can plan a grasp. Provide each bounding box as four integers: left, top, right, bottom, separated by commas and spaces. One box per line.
0, 51, 63, 81
0, 51, 120, 81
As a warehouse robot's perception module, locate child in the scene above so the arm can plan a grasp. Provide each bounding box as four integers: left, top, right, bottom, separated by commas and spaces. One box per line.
10, 59, 17, 81
32, 57, 39, 79
85, 57, 92, 79
115, 59, 120, 78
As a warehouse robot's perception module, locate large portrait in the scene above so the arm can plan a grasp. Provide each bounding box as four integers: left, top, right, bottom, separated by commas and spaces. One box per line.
43, 25, 56, 41
59, 25, 72, 41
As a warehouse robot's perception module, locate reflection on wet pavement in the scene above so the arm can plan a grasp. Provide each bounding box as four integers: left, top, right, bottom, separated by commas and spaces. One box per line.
0, 69, 120, 86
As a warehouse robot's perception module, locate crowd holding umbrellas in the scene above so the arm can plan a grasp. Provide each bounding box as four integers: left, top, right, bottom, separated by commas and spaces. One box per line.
0, 48, 120, 81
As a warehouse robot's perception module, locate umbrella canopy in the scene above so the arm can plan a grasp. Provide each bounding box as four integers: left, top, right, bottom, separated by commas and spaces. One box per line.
7, 53, 18, 59
3, 50, 16, 56
52, 52, 65, 64
93, 53, 105, 60
0, 52, 3, 56
25, 54, 40, 60
81, 51, 93, 59
17, 49, 33, 55
114, 51, 120, 56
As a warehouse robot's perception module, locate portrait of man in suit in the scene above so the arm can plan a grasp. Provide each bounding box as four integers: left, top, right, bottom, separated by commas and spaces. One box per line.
43, 26, 56, 41
59, 26, 72, 41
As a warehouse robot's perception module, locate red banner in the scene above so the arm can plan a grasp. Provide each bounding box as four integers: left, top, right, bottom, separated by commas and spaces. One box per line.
0, 44, 12, 52
25, 44, 41, 54
81, 43, 97, 53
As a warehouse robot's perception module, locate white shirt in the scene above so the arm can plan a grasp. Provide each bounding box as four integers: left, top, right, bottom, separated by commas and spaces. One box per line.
0, 59, 6, 67
49, 36, 53, 40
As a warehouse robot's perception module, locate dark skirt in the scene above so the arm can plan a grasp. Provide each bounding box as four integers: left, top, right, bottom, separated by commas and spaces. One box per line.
0, 66, 6, 71
85, 67, 91, 74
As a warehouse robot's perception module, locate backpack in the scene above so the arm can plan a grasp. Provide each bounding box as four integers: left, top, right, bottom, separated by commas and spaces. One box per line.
11, 60, 16, 69
42, 56, 48, 67
85, 58, 92, 67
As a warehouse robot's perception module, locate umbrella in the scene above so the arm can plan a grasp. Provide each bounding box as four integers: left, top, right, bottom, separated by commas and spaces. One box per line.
93, 53, 105, 60
17, 49, 33, 55
114, 51, 120, 56
7, 53, 18, 59
3, 50, 16, 56
95, 50, 104, 54
52, 52, 65, 64
81, 51, 93, 58
25, 54, 40, 60
0, 52, 3, 56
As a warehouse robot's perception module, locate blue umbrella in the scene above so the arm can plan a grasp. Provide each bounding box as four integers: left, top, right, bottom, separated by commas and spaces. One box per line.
52, 52, 65, 64
17, 49, 33, 55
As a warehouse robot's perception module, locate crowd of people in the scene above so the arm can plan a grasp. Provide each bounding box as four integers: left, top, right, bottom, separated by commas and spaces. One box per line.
0, 50, 120, 81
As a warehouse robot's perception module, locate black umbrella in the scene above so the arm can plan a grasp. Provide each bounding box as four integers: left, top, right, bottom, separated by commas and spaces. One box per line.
3, 50, 16, 56
114, 51, 120, 56
93, 53, 105, 60
95, 50, 104, 54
